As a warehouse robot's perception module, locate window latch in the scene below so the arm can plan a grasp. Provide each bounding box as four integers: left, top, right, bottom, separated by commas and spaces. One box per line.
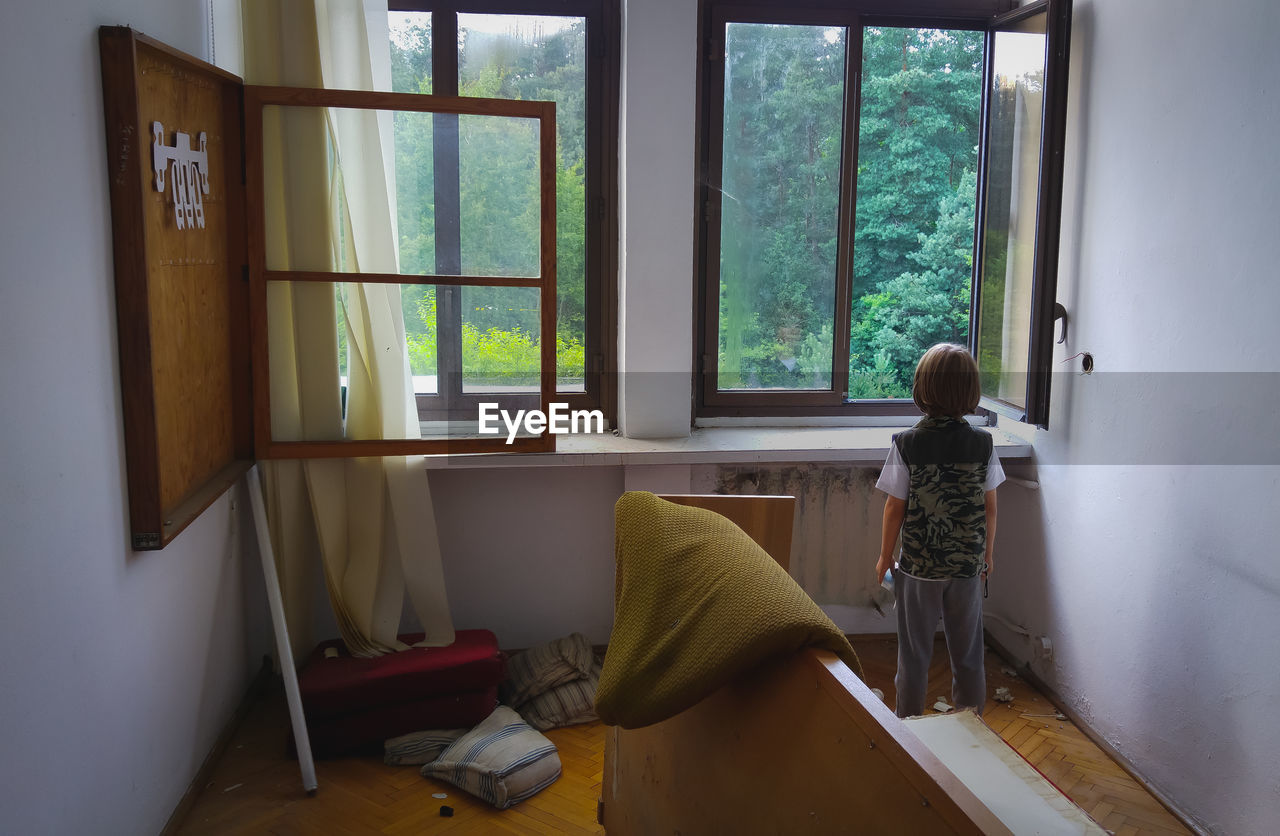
1054, 302, 1068, 344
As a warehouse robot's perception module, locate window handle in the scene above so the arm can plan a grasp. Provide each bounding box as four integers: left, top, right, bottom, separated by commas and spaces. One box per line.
1054, 302, 1068, 344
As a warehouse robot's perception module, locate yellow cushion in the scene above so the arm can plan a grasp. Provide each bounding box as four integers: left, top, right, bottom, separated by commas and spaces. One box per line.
596, 491, 863, 729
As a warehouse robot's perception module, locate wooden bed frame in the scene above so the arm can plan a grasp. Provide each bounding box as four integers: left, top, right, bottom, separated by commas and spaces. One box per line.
598, 494, 1012, 834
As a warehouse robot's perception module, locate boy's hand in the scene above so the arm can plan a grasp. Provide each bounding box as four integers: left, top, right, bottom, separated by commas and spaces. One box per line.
875, 553, 894, 586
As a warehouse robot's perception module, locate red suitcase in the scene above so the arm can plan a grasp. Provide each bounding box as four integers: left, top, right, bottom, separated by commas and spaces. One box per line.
297, 629, 505, 757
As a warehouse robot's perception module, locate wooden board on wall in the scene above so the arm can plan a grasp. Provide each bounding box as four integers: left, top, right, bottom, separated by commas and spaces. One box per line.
100, 27, 252, 550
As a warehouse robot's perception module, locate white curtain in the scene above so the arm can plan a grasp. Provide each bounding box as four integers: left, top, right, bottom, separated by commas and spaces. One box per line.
243, 0, 454, 658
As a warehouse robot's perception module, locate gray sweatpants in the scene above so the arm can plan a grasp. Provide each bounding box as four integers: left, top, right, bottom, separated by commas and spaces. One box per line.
893, 570, 985, 718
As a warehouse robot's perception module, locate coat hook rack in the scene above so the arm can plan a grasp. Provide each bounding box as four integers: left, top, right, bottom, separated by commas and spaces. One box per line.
151, 121, 210, 230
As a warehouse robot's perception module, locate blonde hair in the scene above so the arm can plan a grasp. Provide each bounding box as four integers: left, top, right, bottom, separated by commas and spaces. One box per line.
912, 343, 981, 417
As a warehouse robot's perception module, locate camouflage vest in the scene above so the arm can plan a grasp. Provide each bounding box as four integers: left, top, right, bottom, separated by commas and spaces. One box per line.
895, 416, 993, 579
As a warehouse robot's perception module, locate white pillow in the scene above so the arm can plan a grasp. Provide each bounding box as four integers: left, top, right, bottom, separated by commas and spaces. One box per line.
421, 706, 561, 809
520, 663, 601, 731
502, 633, 595, 707
383, 728, 468, 766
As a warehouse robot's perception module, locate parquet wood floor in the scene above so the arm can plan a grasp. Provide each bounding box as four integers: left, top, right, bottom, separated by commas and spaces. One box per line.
176, 690, 605, 836
853, 635, 1192, 836
175, 637, 1190, 835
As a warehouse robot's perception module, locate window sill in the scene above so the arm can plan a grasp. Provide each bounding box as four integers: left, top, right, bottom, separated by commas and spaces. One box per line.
421, 426, 1033, 470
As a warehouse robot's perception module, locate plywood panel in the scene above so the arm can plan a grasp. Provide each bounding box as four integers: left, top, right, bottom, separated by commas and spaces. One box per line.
100, 27, 251, 549
136, 42, 238, 512
657, 493, 795, 571
602, 650, 1009, 836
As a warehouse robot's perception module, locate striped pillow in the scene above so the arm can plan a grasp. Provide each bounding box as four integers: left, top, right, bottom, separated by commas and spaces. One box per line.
502, 633, 595, 707
383, 728, 468, 766
520, 663, 601, 731
421, 706, 561, 809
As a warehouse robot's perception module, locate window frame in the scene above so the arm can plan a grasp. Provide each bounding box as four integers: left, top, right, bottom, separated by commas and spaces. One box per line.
389, 0, 619, 427
972, 0, 1072, 427
694, 0, 1069, 426
244, 85, 560, 458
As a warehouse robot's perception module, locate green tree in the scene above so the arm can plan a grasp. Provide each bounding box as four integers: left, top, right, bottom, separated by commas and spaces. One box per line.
389, 17, 589, 383
853, 27, 982, 296
718, 23, 846, 388
714, 25, 982, 395
850, 168, 977, 393
848, 27, 983, 396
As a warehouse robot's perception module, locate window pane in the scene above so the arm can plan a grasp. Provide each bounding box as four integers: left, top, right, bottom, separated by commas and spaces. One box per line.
849, 27, 984, 400
401, 284, 438, 389
389, 12, 433, 95
717, 23, 845, 391
344, 282, 440, 394
976, 17, 1047, 410
458, 113, 542, 277
262, 106, 541, 280
459, 14, 587, 389
269, 280, 523, 442
460, 286, 547, 393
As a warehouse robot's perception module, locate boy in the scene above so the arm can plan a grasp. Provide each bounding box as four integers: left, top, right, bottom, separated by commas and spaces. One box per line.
874, 343, 1004, 717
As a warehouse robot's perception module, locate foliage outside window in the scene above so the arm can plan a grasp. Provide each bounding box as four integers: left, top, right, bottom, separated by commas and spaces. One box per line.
389, 1, 615, 420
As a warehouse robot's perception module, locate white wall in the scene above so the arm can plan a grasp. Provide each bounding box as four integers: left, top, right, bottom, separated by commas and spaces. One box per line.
0, 3, 265, 834
616, 0, 698, 438
431, 467, 623, 648
987, 2, 1280, 833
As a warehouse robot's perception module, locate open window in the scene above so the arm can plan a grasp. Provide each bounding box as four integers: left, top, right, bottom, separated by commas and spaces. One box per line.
100, 27, 559, 547
243, 85, 559, 458
973, 0, 1072, 427
695, 0, 1072, 427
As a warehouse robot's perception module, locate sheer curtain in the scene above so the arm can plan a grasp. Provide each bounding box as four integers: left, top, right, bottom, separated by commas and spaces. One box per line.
243, 0, 454, 658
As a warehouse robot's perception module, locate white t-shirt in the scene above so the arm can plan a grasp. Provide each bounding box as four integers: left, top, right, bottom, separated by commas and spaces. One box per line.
874, 442, 1006, 500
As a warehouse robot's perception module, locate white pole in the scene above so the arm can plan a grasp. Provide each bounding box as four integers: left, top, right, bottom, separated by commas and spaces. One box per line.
245, 464, 318, 794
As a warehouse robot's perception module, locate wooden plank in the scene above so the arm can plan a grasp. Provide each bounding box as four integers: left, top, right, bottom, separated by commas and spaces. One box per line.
245, 85, 552, 119
242, 82, 270, 462
223, 83, 253, 460
132, 29, 243, 85
601, 649, 1010, 836
100, 27, 162, 548
538, 100, 558, 457
262, 433, 555, 460
99, 27, 251, 549
263, 269, 543, 288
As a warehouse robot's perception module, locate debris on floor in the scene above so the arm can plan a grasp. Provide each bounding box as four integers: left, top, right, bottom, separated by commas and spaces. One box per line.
993, 687, 1014, 703
871, 688, 885, 701
1001, 665, 1018, 678
431, 793, 448, 799
932, 698, 953, 712
1021, 711, 1067, 721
